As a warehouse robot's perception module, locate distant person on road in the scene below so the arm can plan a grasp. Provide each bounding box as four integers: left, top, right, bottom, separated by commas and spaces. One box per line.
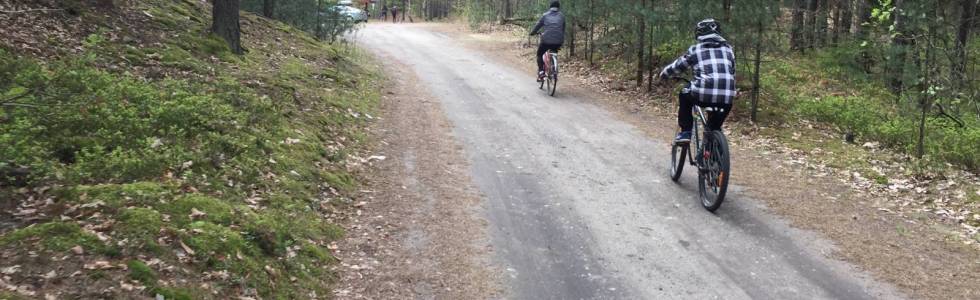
391, 5, 399, 23
529, 0, 565, 82
381, 4, 388, 21
658, 19, 737, 143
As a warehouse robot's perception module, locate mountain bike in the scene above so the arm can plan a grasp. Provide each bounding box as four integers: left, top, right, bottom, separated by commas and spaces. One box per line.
539, 50, 558, 96
667, 77, 731, 212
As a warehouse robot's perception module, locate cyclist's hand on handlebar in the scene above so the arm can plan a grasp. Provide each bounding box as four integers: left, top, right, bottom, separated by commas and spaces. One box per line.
656, 72, 669, 85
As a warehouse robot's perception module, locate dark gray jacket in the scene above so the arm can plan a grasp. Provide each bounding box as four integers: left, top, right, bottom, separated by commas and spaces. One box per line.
531, 8, 565, 45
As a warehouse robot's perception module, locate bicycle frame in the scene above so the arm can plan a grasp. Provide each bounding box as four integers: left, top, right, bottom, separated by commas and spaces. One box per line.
543, 51, 558, 76
688, 105, 724, 167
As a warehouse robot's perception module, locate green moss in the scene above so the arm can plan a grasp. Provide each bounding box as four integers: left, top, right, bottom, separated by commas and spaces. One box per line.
0, 291, 30, 300
151, 287, 193, 300
183, 221, 255, 259
322, 171, 356, 191
177, 33, 236, 62
279, 58, 313, 80
873, 175, 889, 185
117, 208, 164, 252
300, 242, 334, 263
61, 182, 173, 209
157, 46, 208, 73
127, 260, 158, 286
164, 195, 234, 226
0, 222, 114, 255
0, 0, 381, 297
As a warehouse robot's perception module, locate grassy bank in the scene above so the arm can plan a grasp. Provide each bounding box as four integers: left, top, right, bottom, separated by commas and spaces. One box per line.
0, 0, 377, 298
740, 45, 980, 172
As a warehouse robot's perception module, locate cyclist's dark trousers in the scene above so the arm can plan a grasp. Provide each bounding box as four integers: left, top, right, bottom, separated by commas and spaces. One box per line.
679, 92, 730, 132
537, 43, 561, 73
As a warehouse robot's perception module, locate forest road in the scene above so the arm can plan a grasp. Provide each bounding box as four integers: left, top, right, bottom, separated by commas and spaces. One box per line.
358, 23, 903, 300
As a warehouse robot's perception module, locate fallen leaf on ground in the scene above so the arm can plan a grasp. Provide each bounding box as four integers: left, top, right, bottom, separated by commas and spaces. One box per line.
179, 240, 196, 256
83, 261, 113, 270
1, 265, 20, 275
189, 208, 207, 220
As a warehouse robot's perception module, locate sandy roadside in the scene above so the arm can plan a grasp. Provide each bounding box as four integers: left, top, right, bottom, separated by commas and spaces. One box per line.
331, 47, 501, 299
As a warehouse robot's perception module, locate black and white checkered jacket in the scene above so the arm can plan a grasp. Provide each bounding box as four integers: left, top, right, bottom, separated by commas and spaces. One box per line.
660, 34, 737, 105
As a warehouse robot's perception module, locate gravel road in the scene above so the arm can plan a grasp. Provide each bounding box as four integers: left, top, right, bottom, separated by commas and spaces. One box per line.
359, 23, 903, 300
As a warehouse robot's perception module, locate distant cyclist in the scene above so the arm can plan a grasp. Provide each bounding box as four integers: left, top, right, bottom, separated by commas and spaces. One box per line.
529, 0, 565, 82
659, 19, 737, 143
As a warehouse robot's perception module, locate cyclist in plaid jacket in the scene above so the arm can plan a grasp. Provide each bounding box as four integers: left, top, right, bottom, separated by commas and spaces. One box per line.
659, 19, 737, 143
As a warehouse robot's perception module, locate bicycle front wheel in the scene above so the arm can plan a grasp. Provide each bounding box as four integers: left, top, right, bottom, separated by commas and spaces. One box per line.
698, 130, 730, 212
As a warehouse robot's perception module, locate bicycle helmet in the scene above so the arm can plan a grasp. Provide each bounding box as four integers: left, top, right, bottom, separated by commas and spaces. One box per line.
695, 19, 721, 38
550, 0, 560, 9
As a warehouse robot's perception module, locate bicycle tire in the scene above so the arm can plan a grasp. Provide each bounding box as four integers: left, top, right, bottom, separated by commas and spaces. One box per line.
546, 74, 552, 94
698, 130, 730, 212
549, 73, 557, 96
670, 142, 687, 182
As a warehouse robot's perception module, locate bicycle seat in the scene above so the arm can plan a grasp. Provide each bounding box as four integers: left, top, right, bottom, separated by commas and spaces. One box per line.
701, 106, 726, 112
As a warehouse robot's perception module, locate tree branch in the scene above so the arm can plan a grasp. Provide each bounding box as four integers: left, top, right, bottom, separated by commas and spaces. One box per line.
934, 103, 966, 128
0, 8, 64, 14
0, 90, 31, 103
1, 102, 40, 108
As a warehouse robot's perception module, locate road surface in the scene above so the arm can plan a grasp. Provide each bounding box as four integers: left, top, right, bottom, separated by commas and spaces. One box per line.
358, 23, 901, 300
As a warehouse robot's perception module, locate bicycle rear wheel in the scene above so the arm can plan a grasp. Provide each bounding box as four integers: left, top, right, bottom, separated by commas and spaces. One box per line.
546, 74, 553, 94
549, 73, 557, 96
698, 130, 730, 212
670, 142, 688, 182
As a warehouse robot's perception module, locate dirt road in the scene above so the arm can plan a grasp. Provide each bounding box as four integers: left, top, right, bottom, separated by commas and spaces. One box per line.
357, 23, 903, 299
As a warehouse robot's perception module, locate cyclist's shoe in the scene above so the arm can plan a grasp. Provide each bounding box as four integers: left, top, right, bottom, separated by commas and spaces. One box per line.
674, 131, 692, 144
537, 71, 545, 82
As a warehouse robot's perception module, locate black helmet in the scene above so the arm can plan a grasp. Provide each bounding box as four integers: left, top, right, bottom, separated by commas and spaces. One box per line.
695, 19, 721, 38
550, 0, 560, 9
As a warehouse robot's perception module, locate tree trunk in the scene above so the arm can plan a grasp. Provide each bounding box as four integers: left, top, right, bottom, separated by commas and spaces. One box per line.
889, 0, 911, 93
569, 21, 576, 57
791, 0, 806, 51
954, 0, 978, 77
723, 0, 732, 23
789, 0, 806, 51
647, 23, 655, 92
840, 0, 852, 36
316, 0, 323, 39
212, 0, 243, 54
505, 0, 511, 19
917, 7, 940, 159
854, 0, 872, 38
588, 0, 595, 66
816, 0, 829, 47
806, 0, 819, 49
832, 0, 842, 44
636, 0, 646, 87
262, 0, 275, 18
751, 20, 764, 123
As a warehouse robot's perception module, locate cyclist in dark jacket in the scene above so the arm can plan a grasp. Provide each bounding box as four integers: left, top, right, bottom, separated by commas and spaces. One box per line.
530, 1, 565, 81
659, 19, 737, 143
